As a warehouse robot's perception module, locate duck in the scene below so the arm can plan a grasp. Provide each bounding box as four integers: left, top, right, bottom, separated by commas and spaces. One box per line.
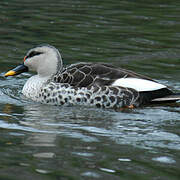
4, 44, 180, 109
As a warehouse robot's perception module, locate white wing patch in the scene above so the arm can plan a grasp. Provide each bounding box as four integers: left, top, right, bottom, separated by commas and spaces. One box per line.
112, 78, 166, 92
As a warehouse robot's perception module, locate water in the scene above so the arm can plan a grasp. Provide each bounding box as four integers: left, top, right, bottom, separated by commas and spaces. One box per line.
0, 0, 180, 179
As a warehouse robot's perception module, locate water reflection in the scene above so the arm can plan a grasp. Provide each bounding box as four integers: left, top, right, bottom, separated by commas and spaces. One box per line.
1, 101, 179, 152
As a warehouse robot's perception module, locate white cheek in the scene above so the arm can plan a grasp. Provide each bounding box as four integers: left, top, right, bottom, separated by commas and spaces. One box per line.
112, 78, 167, 92
24, 58, 38, 71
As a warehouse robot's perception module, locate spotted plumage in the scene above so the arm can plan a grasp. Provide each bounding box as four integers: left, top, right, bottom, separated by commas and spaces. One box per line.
4, 44, 180, 109
37, 83, 139, 109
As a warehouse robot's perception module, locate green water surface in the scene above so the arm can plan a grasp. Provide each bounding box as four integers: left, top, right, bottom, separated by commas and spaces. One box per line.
0, 0, 180, 180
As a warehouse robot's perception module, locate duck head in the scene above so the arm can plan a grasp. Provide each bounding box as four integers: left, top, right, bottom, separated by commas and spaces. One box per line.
4, 44, 63, 78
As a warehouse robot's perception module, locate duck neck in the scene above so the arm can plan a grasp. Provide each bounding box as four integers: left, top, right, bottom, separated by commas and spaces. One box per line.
22, 75, 50, 101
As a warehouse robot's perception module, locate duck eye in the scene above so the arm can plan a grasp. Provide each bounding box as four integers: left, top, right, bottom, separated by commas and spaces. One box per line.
27, 51, 43, 59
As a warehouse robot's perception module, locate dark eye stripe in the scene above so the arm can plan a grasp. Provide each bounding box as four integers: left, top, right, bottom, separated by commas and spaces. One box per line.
26, 51, 43, 59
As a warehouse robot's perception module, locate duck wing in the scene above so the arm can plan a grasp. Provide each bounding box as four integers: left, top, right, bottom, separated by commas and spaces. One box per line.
52, 63, 154, 87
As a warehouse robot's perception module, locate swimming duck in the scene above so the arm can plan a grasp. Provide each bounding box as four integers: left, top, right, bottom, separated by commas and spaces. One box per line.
4, 44, 180, 109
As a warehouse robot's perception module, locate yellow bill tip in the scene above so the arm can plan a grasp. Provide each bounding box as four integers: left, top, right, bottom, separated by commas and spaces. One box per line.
4, 70, 16, 77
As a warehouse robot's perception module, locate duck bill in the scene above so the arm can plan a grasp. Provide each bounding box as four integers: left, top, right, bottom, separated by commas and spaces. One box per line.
4, 64, 29, 77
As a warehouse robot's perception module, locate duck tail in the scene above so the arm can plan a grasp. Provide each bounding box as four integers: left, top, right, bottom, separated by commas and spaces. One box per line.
151, 93, 180, 103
